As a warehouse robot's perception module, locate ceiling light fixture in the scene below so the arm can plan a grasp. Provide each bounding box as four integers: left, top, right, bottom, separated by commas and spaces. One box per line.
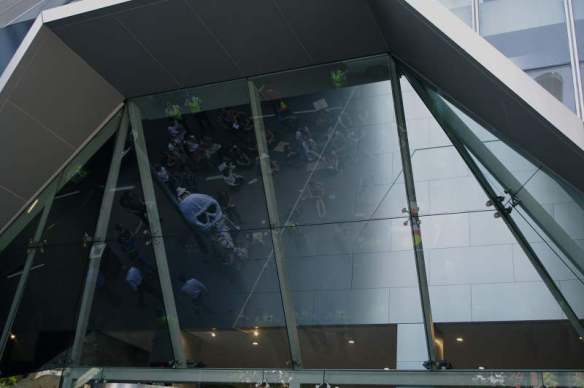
347, 339, 355, 344
456, 337, 464, 343
252, 341, 259, 346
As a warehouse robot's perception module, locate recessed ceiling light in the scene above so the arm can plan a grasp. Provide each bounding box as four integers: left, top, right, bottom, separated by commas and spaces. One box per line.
456, 337, 464, 343
252, 341, 259, 346
9, 333, 16, 340
478, 366, 485, 370
347, 339, 355, 344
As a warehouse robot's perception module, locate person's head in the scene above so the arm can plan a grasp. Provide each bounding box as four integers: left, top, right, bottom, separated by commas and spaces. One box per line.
176, 187, 190, 201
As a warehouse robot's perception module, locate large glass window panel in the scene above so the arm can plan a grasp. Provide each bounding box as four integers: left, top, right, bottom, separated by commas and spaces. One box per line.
131, 80, 291, 368
135, 79, 269, 234
479, 0, 576, 111
280, 219, 426, 370
574, 0, 584, 98
0, 110, 124, 374
250, 55, 407, 228
407, 77, 584, 369
401, 77, 491, 218
0, 214, 41, 347
436, 0, 473, 27
79, 140, 174, 367
0, 132, 117, 375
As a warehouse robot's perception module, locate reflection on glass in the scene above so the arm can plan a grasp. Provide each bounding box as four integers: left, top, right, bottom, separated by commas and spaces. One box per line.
408, 78, 584, 369
280, 219, 423, 369
249, 56, 424, 369
0, 214, 41, 351
0, 133, 116, 374
79, 140, 174, 367
251, 55, 404, 227
133, 79, 291, 368
479, 0, 575, 111
574, 0, 584, 99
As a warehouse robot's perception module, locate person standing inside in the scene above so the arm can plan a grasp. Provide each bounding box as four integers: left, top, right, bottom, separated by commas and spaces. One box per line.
179, 275, 210, 314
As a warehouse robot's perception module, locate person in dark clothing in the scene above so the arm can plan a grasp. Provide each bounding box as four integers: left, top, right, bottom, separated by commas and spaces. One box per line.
120, 190, 149, 226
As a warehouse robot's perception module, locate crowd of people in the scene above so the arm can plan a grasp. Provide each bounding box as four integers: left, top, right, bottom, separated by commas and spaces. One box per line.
112, 88, 364, 314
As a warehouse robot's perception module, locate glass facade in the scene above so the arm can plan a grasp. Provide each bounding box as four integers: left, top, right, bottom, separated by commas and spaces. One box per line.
435, 0, 584, 115
1, 51, 583, 377
479, 0, 575, 111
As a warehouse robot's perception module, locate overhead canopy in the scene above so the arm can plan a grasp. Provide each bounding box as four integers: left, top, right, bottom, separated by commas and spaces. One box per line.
0, 0, 583, 234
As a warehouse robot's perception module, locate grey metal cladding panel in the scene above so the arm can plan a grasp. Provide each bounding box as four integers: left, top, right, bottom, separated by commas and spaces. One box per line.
368, 0, 584, 194
0, 188, 24, 228
116, 0, 241, 87
0, 102, 72, 198
276, 0, 387, 63
189, 0, 311, 76
0, 24, 47, 109
47, 0, 164, 29
9, 27, 123, 147
51, 15, 177, 97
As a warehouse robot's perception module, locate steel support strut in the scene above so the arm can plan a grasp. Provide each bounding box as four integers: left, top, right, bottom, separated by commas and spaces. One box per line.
129, 102, 187, 367
387, 57, 439, 367
247, 80, 303, 367
70, 105, 130, 365
409, 76, 584, 339
0, 177, 61, 360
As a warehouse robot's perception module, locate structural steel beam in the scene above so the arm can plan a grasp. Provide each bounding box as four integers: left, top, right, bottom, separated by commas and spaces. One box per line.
409, 75, 584, 338
404, 70, 584, 279
247, 80, 303, 368
62, 367, 544, 387
128, 102, 187, 367
388, 57, 438, 366
0, 177, 60, 360
70, 105, 129, 365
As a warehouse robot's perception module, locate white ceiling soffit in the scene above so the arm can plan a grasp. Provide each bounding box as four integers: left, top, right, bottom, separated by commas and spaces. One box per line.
369, 0, 584, 194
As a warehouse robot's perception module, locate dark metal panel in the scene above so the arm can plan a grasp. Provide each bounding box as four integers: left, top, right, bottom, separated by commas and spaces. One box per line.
0, 101, 72, 198
188, 0, 311, 76
276, 0, 387, 63
0, 189, 24, 228
9, 27, 123, 147
51, 15, 178, 96
368, 0, 584, 194
116, 0, 241, 87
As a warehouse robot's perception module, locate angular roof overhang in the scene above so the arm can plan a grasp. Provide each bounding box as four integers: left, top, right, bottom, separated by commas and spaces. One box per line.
0, 0, 583, 235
